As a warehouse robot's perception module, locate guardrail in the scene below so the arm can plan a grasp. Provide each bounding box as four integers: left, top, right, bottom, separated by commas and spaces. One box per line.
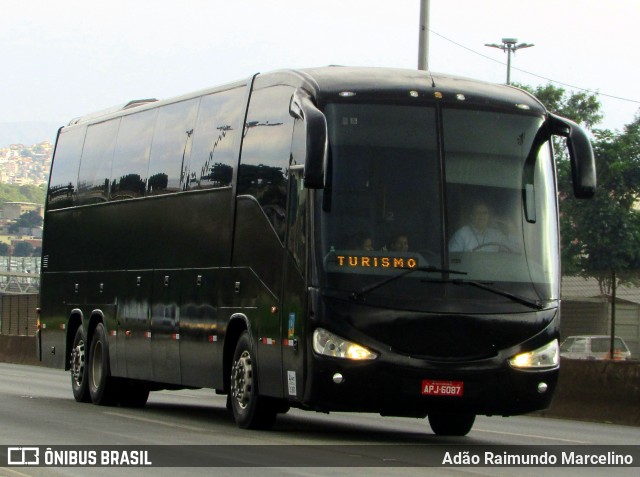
0, 256, 41, 294
0, 271, 40, 294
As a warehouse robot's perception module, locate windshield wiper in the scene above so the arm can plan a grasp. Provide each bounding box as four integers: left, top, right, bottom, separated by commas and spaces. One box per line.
350, 266, 467, 300
350, 269, 544, 310
450, 278, 544, 310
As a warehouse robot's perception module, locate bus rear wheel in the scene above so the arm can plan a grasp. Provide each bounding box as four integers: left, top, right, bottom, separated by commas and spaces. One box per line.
70, 326, 91, 403
229, 331, 277, 430
428, 412, 475, 436
88, 323, 119, 406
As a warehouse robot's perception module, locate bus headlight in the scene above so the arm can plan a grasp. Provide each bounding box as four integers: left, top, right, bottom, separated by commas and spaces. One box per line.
313, 328, 377, 360
509, 339, 559, 369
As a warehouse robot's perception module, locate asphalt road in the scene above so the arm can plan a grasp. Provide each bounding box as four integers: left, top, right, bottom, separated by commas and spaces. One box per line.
0, 363, 638, 477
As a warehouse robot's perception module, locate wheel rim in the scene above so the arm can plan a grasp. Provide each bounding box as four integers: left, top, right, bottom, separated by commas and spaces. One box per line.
91, 340, 103, 389
231, 350, 252, 410
70, 339, 85, 386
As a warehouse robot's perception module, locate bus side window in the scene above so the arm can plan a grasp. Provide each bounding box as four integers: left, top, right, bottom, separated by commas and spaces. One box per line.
287, 169, 306, 272
238, 85, 295, 242
110, 109, 158, 201
77, 119, 120, 205
48, 126, 86, 210
188, 87, 246, 190
146, 99, 199, 195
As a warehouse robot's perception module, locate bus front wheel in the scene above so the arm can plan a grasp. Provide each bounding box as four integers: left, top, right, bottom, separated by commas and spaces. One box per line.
428, 412, 475, 436
229, 331, 277, 430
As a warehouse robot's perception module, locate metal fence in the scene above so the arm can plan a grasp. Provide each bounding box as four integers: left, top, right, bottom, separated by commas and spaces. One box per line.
0, 256, 40, 294
0, 256, 41, 273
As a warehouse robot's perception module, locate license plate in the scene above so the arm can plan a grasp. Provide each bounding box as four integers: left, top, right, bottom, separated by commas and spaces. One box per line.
421, 380, 464, 397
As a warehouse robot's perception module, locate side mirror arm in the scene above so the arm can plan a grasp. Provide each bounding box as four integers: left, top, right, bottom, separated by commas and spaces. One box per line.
548, 113, 596, 198
290, 90, 328, 189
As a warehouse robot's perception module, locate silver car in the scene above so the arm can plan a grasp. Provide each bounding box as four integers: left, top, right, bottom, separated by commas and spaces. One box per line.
560, 335, 632, 360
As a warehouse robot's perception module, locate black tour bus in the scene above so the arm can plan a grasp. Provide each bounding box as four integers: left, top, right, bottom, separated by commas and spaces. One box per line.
37, 67, 595, 435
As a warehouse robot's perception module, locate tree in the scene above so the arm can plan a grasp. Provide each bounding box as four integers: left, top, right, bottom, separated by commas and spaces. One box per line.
522, 84, 640, 355
8, 210, 43, 234
515, 83, 603, 166
517, 83, 603, 129
12, 241, 34, 257
561, 114, 640, 294
519, 83, 640, 295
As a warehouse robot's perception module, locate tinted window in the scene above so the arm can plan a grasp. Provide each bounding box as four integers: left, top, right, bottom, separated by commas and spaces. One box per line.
147, 99, 199, 195
570, 339, 588, 353
591, 338, 627, 353
238, 85, 295, 241
287, 168, 307, 271
77, 119, 120, 204
591, 339, 609, 353
560, 338, 575, 352
322, 103, 439, 254
188, 87, 246, 190
110, 109, 158, 200
48, 126, 86, 210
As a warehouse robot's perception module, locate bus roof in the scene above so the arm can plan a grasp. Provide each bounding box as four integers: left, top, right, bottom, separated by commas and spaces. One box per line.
291, 66, 546, 114
63, 66, 546, 127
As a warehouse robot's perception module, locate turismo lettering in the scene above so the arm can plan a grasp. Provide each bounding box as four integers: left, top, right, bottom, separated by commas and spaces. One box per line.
336, 255, 417, 269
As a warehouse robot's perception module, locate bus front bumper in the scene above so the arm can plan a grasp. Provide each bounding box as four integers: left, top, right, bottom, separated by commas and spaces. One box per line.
302, 354, 558, 417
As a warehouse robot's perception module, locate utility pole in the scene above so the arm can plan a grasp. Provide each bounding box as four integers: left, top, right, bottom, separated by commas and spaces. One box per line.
485, 38, 534, 85
418, 0, 430, 70
610, 270, 617, 360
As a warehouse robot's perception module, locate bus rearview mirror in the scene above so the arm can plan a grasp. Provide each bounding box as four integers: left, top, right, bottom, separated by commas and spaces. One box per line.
290, 90, 327, 189
548, 113, 596, 199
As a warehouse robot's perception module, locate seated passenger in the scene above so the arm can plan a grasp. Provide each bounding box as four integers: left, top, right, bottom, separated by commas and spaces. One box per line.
360, 237, 374, 252
388, 234, 409, 252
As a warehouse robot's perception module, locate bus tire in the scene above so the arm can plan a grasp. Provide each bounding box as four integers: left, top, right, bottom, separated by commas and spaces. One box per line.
70, 326, 91, 403
428, 412, 475, 436
87, 323, 119, 406
229, 331, 277, 430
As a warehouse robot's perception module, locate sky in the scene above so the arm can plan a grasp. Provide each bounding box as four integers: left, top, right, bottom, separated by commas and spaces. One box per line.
2, 0, 639, 142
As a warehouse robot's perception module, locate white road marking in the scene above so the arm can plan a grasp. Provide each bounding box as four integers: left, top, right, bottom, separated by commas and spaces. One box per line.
475, 428, 591, 444
103, 410, 209, 433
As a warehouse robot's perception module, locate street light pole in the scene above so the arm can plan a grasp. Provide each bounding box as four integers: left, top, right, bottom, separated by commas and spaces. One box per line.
418, 0, 430, 70
485, 38, 534, 85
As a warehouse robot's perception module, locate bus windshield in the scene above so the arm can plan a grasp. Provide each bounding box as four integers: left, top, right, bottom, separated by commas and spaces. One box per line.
319, 102, 558, 313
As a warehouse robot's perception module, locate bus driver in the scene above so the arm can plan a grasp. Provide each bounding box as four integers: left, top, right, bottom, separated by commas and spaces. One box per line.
449, 202, 518, 253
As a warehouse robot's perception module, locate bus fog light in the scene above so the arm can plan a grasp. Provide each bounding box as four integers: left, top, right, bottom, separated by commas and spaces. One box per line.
333, 373, 344, 384
313, 328, 377, 360
537, 382, 548, 393
509, 340, 559, 369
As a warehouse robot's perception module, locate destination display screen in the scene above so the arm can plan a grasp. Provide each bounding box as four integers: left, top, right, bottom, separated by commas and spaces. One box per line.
325, 251, 425, 274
